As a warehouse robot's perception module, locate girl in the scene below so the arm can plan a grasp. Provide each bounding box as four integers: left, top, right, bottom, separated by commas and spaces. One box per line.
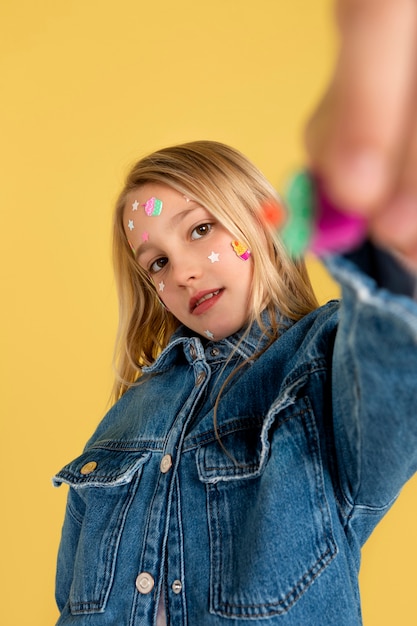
54, 141, 417, 625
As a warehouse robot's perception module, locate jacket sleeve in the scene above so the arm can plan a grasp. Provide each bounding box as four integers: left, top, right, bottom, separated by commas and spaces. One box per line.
55, 488, 84, 612
324, 242, 417, 520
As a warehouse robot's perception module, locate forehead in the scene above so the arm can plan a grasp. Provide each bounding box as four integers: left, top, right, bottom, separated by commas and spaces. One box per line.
122, 184, 209, 255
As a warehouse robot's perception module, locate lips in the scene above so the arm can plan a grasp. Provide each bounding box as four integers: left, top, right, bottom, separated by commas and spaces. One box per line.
190, 289, 223, 314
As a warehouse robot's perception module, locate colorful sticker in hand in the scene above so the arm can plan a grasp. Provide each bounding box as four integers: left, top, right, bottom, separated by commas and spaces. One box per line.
261, 199, 286, 228
231, 240, 251, 260
142, 197, 163, 216
282, 170, 367, 257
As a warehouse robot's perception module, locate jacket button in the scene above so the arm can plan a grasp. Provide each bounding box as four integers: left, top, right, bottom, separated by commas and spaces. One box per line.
136, 572, 155, 594
80, 461, 97, 475
160, 454, 173, 474
195, 371, 206, 386
210, 347, 220, 357
172, 579, 182, 594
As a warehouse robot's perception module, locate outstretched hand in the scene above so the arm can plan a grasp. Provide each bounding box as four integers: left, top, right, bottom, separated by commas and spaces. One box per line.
305, 0, 417, 269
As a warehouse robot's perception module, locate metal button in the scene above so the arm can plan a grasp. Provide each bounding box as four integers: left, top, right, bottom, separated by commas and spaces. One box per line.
136, 572, 155, 594
189, 344, 197, 359
80, 461, 97, 475
160, 454, 173, 474
172, 579, 182, 594
210, 347, 220, 357
195, 371, 206, 386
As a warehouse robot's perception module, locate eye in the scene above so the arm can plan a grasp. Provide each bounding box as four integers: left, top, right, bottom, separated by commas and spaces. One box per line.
191, 223, 212, 240
149, 257, 168, 273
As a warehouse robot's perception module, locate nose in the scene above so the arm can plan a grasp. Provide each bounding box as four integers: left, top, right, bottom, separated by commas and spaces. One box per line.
170, 249, 203, 286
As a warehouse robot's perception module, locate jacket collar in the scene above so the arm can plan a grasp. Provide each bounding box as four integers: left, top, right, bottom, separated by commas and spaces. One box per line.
144, 309, 293, 374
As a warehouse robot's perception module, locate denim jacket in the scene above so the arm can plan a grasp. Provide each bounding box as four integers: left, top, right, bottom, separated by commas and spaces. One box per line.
54, 244, 417, 625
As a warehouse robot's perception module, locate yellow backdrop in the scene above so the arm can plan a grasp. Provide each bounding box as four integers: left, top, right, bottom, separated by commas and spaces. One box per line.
1, 1, 416, 624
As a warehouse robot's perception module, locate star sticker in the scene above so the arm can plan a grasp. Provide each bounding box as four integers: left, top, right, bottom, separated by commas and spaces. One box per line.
208, 251, 220, 263
204, 330, 214, 339
142, 231, 149, 242
158, 281, 165, 292
128, 219, 134, 231
132, 200, 139, 211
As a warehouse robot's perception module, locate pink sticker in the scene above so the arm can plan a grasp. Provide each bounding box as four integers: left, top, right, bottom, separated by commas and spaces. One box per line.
142, 197, 163, 216
142, 231, 149, 242
231, 240, 251, 260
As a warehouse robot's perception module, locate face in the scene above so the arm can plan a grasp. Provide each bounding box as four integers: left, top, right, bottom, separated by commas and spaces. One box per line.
123, 183, 254, 341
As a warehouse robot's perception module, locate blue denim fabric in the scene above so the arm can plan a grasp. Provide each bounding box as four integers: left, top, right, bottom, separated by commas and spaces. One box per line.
54, 246, 417, 625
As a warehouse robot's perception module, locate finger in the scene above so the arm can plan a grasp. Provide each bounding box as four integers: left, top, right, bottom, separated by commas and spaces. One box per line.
305, 0, 417, 213
370, 113, 417, 261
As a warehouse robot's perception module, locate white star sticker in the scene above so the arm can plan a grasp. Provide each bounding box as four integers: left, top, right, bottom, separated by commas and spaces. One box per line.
208, 251, 220, 263
204, 329, 214, 339
158, 281, 165, 292
128, 219, 134, 231
132, 200, 139, 211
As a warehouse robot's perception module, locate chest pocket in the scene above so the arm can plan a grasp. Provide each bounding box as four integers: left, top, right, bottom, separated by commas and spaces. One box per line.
196, 397, 337, 620
54, 447, 150, 615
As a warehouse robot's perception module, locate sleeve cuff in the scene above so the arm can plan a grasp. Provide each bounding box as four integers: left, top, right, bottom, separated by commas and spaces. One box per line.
343, 240, 417, 299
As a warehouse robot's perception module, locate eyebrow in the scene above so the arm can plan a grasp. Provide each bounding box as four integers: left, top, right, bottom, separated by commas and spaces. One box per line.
134, 204, 206, 261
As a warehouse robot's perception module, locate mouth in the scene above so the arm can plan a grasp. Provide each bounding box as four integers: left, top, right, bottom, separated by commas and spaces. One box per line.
190, 289, 223, 314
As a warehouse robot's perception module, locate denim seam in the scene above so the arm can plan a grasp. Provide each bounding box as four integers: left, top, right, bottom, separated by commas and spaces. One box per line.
88, 440, 165, 452
214, 546, 337, 617
184, 416, 264, 450
66, 499, 84, 527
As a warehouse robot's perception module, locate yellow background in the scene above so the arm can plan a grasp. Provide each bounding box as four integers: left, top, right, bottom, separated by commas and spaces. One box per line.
1, 1, 416, 624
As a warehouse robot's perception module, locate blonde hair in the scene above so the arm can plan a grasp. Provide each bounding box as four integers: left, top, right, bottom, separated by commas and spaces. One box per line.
112, 140, 318, 400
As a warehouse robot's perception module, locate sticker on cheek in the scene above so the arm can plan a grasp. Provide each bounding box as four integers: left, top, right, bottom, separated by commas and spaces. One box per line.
208, 251, 220, 263
128, 219, 135, 231
132, 200, 139, 211
142, 231, 149, 242
158, 281, 165, 292
204, 329, 214, 339
231, 240, 251, 260
142, 196, 163, 216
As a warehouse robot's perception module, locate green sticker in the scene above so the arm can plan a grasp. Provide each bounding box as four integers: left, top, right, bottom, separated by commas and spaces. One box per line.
281, 170, 315, 257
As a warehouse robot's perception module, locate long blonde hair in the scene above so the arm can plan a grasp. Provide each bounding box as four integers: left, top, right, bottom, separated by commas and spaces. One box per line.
112, 140, 318, 400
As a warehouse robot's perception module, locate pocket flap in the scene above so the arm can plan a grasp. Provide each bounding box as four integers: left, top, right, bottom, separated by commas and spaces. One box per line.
53, 447, 151, 488
197, 420, 264, 483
